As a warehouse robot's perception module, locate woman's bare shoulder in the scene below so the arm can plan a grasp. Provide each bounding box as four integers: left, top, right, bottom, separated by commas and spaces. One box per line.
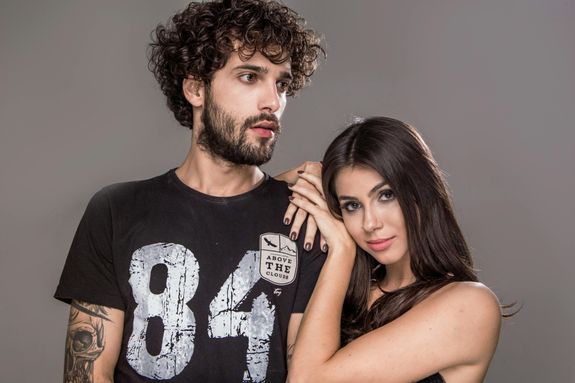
317, 281, 502, 381
415, 281, 501, 348
392, 281, 501, 368
419, 281, 501, 318
435, 281, 500, 309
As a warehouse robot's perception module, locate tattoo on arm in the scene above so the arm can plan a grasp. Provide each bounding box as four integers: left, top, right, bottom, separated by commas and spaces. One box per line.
70, 301, 112, 322
64, 301, 111, 383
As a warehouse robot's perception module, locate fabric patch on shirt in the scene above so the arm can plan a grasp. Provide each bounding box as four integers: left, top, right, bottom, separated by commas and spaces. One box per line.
259, 233, 298, 285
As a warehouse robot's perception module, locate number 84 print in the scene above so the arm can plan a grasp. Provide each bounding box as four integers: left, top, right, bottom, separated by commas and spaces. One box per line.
126, 243, 275, 381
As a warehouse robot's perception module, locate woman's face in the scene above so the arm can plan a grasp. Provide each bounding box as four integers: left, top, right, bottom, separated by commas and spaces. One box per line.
334, 166, 409, 267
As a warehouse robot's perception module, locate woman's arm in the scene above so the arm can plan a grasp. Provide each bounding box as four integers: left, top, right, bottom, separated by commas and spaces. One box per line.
292, 283, 501, 383
287, 172, 501, 383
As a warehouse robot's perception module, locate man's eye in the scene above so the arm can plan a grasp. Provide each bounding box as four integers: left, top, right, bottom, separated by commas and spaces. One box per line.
277, 81, 290, 93
240, 73, 257, 82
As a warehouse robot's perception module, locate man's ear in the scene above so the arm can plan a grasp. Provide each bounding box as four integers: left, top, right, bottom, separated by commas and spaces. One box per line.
183, 77, 205, 107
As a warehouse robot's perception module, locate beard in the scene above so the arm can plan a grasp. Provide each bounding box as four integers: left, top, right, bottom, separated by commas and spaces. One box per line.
197, 92, 281, 166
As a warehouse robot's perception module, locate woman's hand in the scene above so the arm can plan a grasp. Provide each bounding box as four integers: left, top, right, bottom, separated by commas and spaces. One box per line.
288, 171, 355, 255
275, 161, 327, 252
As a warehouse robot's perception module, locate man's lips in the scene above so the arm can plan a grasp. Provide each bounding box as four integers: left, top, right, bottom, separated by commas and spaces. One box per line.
251, 121, 278, 131
366, 237, 395, 252
250, 121, 279, 138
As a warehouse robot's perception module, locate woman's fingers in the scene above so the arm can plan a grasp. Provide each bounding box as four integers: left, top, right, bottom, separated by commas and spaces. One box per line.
280, 162, 323, 247
289, 201, 311, 241
295, 171, 324, 197
283, 202, 298, 226
288, 194, 325, 219
288, 182, 328, 210
289, 194, 350, 251
319, 235, 328, 254
302, 216, 318, 252
284, 197, 326, 252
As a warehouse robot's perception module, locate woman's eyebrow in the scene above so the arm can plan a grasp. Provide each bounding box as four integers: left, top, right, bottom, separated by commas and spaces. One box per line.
368, 181, 388, 197
338, 181, 388, 201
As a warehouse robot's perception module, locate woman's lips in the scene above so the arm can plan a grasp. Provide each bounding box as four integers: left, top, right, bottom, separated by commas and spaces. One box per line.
366, 237, 395, 252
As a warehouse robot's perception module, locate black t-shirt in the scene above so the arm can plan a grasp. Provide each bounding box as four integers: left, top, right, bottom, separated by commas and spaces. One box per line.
55, 169, 325, 382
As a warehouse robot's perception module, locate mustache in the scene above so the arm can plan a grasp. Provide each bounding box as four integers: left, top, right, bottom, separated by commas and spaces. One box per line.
241, 113, 281, 133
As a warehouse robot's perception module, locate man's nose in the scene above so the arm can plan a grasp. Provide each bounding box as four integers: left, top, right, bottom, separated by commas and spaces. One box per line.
258, 82, 282, 113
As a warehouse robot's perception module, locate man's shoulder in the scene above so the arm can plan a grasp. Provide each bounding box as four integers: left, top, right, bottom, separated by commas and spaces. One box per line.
263, 174, 290, 195
91, 170, 173, 205
252, 175, 291, 210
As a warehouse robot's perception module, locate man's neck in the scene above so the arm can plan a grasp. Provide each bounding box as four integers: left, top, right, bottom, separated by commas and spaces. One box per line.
176, 141, 265, 197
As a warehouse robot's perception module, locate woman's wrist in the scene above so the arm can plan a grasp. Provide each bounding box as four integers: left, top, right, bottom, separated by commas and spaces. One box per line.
326, 239, 356, 261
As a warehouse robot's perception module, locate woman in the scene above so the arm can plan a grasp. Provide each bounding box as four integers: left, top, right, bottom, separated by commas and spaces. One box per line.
286, 117, 502, 382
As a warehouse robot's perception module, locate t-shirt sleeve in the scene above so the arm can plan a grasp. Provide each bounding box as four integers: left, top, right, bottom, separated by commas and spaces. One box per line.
54, 188, 125, 310
292, 238, 326, 313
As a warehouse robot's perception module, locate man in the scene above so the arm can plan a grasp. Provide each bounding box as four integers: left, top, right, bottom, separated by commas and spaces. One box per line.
54, 1, 325, 381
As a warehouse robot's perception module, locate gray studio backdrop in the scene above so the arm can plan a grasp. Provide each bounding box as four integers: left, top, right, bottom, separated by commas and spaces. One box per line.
1, 0, 573, 381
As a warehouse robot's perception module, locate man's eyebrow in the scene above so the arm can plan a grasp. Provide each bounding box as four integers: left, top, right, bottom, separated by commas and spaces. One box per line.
234, 64, 268, 73
234, 64, 292, 80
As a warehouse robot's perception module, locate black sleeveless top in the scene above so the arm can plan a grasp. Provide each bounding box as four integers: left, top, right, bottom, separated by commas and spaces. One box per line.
418, 372, 445, 382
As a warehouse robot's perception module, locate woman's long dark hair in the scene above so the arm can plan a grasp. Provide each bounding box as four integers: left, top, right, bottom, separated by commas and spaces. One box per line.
321, 117, 479, 344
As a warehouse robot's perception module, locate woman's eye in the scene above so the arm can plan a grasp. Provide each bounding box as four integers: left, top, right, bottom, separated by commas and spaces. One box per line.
379, 189, 395, 201
342, 201, 361, 212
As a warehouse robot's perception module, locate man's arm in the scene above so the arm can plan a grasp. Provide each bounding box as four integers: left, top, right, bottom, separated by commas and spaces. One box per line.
64, 300, 124, 383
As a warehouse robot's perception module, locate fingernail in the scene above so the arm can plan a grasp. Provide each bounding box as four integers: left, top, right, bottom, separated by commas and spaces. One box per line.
322, 244, 329, 252
287, 183, 294, 187
284, 217, 290, 225
288, 196, 294, 201
297, 170, 304, 174
290, 232, 297, 241
304, 242, 312, 251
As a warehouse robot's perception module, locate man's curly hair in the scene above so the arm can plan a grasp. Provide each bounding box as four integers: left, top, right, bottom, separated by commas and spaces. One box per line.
148, 0, 324, 129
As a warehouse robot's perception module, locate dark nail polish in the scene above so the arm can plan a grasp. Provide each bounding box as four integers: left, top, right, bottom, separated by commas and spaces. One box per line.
288, 196, 294, 201
287, 183, 294, 187
304, 242, 312, 251
297, 170, 304, 174
322, 244, 329, 252
290, 232, 297, 241
284, 217, 290, 225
